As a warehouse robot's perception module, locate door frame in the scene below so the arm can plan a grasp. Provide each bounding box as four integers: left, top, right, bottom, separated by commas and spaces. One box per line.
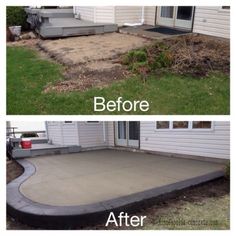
114, 121, 140, 149
157, 6, 194, 30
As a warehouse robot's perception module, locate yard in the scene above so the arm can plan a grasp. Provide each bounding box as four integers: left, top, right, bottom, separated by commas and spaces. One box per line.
7, 34, 230, 115
7, 155, 230, 230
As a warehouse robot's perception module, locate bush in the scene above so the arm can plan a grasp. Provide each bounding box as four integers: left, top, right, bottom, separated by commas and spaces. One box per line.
7, 6, 28, 30
122, 50, 147, 65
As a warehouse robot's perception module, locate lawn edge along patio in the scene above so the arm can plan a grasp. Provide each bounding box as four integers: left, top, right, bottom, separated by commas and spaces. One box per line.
7, 158, 224, 229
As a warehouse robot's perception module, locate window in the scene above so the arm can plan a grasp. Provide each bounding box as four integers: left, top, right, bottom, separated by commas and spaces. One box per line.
161, 7, 174, 18
222, 6, 230, 10
156, 121, 213, 130
86, 121, 100, 124
192, 121, 212, 129
173, 121, 189, 129
156, 121, 170, 129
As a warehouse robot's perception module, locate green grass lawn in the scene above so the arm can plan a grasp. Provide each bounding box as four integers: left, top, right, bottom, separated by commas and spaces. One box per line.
7, 46, 230, 114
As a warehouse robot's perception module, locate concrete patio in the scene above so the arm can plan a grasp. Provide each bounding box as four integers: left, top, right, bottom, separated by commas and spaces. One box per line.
7, 149, 225, 228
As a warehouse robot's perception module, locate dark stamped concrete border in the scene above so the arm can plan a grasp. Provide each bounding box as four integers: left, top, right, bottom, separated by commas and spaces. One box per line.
7, 159, 225, 229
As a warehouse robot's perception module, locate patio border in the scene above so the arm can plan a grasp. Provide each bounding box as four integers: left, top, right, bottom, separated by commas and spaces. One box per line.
7, 158, 225, 229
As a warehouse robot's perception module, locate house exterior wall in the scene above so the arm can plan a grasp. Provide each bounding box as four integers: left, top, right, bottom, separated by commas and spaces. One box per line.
94, 6, 115, 23
73, 6, 95, 21
140, 121, 230, 159
46, 121, 79, 145
193, 6, 230, 38
73, 6, 156, 26
144, 6, 156, 25
114, 6, 143, 26
46, 121, 230, 160
77, 122, 108, 148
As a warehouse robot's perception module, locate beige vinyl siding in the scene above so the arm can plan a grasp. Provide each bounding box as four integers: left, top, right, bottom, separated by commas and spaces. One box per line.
140, 121, 230, 159
77, 122, 108, 148
144, 6, 156, 25
193, 6, 230, 38
73, 6, 95, 21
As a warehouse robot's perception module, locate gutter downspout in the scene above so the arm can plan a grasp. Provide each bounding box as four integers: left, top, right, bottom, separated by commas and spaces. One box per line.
154, 6, 158, 26
124, 6, 144, 26
191, 6, 196, 32
102, 122, 106, 143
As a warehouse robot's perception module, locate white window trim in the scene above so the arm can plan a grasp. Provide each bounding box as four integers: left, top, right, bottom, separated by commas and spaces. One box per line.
155, 121, 214, 132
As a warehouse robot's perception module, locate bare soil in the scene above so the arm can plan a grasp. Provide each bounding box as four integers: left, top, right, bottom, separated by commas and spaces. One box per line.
44, 61, 132, 92
38, 33, 151, 65
7, 160, 23, 184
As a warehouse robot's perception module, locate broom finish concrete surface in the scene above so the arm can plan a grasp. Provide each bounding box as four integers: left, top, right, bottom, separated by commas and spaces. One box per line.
20, 149, 224, 206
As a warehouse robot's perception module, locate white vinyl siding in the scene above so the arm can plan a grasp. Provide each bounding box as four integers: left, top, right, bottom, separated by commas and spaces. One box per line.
46, 122, 79, 145
140, 121, 230, 159
61, 122, 79, 145
114, 6, 143, 26
77, 122, 108, 148
46, 122, 63, 145
193, 6, 230, 38
107, 122, 115, 146
73, 6, 95, 21
94, 6, 115, 23
144, 6, 156, 25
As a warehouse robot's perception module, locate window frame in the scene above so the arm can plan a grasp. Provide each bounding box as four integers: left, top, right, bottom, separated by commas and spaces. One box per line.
155, 121, 214, 132
85, 121, 100, 125
219, 6, 230, 12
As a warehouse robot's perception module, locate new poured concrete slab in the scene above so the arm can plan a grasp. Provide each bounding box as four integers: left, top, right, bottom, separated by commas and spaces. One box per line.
20, 150, 224, 206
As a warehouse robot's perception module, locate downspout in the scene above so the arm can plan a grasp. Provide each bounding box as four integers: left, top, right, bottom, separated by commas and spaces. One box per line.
102, 122, 106, 143
154, 6, 158, 26
191, 6, 196, 32
124, 6, 145, 26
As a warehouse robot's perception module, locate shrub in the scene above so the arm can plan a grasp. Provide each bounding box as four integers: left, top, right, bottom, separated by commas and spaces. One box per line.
122, 50, 147, 65
6, 6, 28, 30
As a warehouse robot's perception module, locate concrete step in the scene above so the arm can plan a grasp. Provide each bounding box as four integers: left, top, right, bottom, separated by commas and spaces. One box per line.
12, 144, 81, 158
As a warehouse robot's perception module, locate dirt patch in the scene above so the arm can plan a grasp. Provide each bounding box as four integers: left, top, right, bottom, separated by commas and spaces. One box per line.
85, 178, 230, 230
44, 60, 131, 92
38, 33, 151, 65
7, 160, 23, 184
7, 38, 41, 49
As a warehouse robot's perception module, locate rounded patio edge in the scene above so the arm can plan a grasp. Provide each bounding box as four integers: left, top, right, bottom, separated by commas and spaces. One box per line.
7, 159, 225, 229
